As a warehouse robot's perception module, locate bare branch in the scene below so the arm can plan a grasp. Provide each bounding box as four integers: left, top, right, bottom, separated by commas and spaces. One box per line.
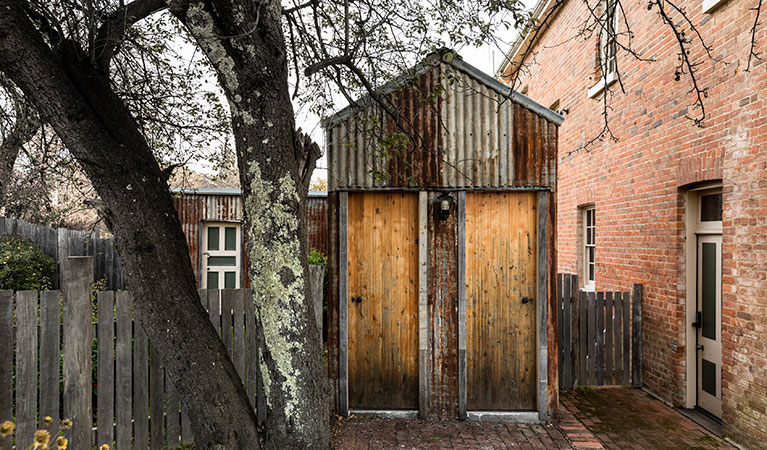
651, 0, 707, 126
747, 0, 763, 71
93, 0, 166, 71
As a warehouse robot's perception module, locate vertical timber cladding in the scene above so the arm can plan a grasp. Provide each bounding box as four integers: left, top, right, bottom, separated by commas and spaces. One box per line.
465, 191, 538, 410
347, 192, 419, 409
326, 52, 564, 417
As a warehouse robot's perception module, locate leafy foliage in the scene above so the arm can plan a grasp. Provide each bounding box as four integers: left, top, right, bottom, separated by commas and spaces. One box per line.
0, 234, 54, 291
308, 249, 328, 267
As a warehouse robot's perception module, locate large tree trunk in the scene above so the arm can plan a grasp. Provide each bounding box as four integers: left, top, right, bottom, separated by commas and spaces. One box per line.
168, 1, 330, 448
0, 1, 260, 448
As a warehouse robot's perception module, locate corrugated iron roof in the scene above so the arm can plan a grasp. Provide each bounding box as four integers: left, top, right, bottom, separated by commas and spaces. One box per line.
324, 50, 564, 129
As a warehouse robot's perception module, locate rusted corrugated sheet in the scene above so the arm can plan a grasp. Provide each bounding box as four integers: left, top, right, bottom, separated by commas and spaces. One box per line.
172, 192, 246, 287
427, 192, 458, 418
327, 55, 561, 191
327, 192, 340, 389
306, 196, 328, 254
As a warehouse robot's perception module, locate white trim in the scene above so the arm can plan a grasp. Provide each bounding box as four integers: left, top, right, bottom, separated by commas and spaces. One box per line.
702, 0, 727, 14
201, 222, 241, 289
582, 206, 596, 290
496, 0, 563, 77
684, 184, 722, 409
588, 71, 618, 99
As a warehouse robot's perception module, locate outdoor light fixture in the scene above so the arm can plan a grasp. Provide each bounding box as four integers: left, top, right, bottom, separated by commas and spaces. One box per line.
437, 193, 453, 221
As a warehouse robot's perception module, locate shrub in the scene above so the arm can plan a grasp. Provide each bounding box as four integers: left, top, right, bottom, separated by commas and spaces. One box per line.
0, 234, 55, 291
308, 249, 327, 267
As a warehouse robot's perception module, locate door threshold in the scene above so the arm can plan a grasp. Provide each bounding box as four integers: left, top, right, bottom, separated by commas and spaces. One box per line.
467, 411, 540, 423
675, 407, 722, 437
348, 409, 419, 419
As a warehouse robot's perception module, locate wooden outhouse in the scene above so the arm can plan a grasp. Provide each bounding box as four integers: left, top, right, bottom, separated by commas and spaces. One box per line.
171, 188, 328, 289
325, 52, 564, 421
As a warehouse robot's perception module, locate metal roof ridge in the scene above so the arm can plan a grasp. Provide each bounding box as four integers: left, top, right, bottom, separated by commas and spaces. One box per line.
323, 50, 563, 128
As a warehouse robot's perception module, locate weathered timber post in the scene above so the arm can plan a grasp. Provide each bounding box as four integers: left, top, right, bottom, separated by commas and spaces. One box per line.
308, 265, 325, 338
632, 283, 643, 388
62, 256, 93, 448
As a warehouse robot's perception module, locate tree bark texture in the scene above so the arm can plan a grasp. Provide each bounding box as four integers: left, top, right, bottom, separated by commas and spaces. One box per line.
168, 1, 330, 448
0, 1, 260, 448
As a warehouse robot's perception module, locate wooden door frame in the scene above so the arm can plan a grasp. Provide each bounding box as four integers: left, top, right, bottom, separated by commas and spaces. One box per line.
684, 182, 722, 409
337, 189, 551, 422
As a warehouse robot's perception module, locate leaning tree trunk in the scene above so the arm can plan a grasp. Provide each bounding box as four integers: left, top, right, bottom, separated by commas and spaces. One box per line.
168, 1, 330, 448
0, 2, 260, 448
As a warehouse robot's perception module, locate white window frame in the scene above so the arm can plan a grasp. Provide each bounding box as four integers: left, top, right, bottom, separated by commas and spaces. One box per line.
201, 221, 241, 289
589, 0, 620, 98
702, 0, 727, 14
583, 206, 596, 291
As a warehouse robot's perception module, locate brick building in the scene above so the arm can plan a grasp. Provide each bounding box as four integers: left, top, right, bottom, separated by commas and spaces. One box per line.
497, 0, 766, 447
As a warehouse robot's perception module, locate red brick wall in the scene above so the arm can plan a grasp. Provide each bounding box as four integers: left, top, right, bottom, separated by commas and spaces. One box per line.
507, 0, 766, 446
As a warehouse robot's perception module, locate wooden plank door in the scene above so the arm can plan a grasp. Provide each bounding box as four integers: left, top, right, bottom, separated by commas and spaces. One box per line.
347, 192, 419, 409
465, 192, 537, 410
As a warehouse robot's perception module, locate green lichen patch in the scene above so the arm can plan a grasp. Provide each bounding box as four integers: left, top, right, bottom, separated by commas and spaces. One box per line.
245, 161, 307, 428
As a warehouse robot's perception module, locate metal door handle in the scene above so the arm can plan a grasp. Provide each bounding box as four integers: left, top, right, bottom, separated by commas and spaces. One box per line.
692, 311, 702, 329
522, 297, 533, 304
697, 344, 705, 351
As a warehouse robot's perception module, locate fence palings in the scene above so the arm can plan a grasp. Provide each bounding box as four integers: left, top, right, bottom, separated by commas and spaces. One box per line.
0, 290, 10, 449
1, 266, 265, 449
40, 291, 60, 423
556, 273, 642, 389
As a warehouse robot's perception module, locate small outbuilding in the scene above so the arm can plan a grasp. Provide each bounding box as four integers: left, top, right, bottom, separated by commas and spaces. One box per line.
324, 51, 564, 421
170, 188, 328, 289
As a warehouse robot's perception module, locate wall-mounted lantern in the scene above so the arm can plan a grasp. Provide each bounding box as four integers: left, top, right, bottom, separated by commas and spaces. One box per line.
437, 193, 453, 221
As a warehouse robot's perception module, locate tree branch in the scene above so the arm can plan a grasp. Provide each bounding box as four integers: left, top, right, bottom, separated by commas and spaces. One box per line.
747, 0, 763, 71
93, 0, 167, 71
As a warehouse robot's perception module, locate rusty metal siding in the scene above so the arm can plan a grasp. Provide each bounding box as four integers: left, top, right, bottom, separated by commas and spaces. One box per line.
327, 58, 560, 191
306, 196, 328, 254
427, 191, 459, 417
172, 193, 244, 287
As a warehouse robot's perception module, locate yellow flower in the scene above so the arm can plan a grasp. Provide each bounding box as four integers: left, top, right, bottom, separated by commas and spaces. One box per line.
34, 429, 51, 445
61, 419, 72, 429
43, 416, 53, 424
100, 445, 110, 450
56, 436, 68, 450
0, 420, 14, 436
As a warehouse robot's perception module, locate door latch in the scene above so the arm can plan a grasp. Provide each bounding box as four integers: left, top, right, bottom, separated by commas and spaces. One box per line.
351, 295, 363, 304
522, 297, 533, 304
697, 344, 705, 351
692, 311, 702, 329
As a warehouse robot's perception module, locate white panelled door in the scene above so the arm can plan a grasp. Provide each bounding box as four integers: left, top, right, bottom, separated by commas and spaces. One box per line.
202, 222, 241, 289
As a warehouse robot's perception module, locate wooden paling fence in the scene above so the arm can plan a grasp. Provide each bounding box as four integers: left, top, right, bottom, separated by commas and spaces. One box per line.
0, 216, 125, 290
0, 257, 260, 449
557, 273, 643, 389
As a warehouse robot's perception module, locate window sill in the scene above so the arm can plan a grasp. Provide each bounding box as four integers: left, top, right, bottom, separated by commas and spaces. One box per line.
702, 0, 727, 14
582, 284, 595, 292
588, 71, 618, 99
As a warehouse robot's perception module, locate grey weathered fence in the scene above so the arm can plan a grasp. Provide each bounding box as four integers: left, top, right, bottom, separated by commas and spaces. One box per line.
0, 216, 125, 290
1, 259, 258, 449
557, 273, 643, 389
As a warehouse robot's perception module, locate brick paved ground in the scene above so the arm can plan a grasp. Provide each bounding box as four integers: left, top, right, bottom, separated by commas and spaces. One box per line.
562, 387, 736, 450
332, 416, 577, 449
332, 387, 733, 449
